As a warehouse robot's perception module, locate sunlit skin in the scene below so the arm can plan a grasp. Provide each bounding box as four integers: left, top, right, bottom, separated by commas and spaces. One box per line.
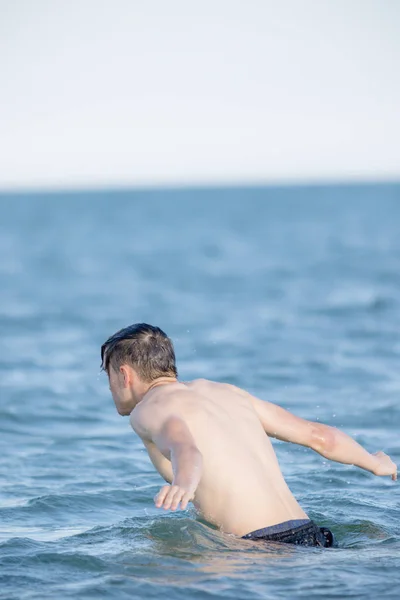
107, 365, 397, 537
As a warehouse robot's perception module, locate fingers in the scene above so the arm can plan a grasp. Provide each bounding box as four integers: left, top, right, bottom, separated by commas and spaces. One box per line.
154, 485, 171, 508
391, 460, 397, 481
163, 486, 181, 510
154, 485, 193, 510
154, 485, 182, 510
373, 451, 397, 480
180, 491, 193, 511
170, 490, 184, 511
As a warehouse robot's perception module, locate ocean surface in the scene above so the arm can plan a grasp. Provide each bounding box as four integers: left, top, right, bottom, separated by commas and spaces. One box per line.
0, 185, 399, 600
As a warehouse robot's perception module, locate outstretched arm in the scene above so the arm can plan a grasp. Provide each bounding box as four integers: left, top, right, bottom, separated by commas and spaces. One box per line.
248, 393, 397, 481
131, 410, 203, 510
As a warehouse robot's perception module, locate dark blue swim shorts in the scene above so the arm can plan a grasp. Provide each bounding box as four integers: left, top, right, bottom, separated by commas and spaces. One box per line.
242, 519, 334, 547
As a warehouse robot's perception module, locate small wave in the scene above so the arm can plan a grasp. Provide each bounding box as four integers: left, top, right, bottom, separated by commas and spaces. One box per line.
333, 520, 393, 549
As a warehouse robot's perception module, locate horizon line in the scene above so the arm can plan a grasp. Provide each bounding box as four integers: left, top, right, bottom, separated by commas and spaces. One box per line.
1, 175, 400, 197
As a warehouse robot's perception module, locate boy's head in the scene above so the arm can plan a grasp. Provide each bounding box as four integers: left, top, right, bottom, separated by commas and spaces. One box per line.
101, 323, 177, 414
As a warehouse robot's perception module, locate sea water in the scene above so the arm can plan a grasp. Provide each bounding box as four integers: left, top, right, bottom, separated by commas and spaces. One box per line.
0, 185, 399, 599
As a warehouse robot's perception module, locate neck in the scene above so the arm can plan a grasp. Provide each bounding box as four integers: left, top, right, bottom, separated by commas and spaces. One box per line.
141, 376, 178, 400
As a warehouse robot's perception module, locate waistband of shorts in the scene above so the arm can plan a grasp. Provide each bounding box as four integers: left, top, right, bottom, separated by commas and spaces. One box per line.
242, 519, 312, 539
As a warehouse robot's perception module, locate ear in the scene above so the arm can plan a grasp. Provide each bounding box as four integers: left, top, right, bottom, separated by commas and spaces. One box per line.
119, 365, 134, 387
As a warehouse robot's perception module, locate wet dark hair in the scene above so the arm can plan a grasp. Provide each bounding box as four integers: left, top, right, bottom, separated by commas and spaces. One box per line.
101, 323, 178, 382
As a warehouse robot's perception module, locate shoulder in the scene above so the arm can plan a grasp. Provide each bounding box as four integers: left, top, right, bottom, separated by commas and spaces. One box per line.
185, 378, 255, 404
197, 379, 251, 397
129, 385, 185, 437
129, 403, 149, 438
185, 378, 237, 392
183, 378, 209, 388
129, 397, 166, 438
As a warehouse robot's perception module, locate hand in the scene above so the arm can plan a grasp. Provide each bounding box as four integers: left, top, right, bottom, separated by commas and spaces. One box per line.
372, 451, 397, 481
154, 484, 195, 511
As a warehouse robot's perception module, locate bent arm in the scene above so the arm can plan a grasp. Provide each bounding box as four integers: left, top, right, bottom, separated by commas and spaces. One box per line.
130, 410, 203, 508
248, 394, 397, 480
154, 416, 203, 491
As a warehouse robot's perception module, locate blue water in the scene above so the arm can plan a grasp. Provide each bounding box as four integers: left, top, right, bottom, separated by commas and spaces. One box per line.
0, 185, 399, 599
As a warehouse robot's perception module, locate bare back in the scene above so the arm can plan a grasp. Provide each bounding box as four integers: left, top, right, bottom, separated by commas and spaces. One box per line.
131, 379, 308, 536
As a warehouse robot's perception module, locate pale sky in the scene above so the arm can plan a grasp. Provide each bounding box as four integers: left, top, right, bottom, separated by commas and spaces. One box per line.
0, 0, 399, 190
